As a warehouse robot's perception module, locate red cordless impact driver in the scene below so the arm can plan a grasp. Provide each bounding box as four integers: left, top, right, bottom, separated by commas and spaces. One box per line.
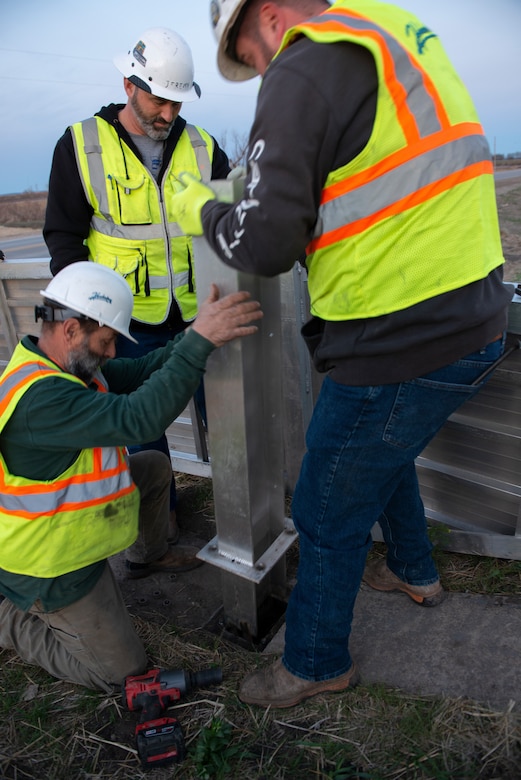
123, 666, 223, 768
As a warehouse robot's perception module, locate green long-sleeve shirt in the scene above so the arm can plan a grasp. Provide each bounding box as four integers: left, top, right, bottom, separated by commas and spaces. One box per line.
0, 329, 214, 610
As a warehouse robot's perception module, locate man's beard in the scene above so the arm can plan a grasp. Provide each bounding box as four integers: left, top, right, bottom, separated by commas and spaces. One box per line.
64, 336, 104, 384
130, 91, 172, 141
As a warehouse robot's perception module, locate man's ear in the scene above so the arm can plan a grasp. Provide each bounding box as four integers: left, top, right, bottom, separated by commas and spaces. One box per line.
62, 318, 81, 343
258, 2, 280, 34
123, 77, 135, 99
257, 2, 288, 50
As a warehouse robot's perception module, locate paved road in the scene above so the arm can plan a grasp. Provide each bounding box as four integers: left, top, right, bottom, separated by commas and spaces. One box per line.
0, 231, 49, 261
496, 168, 521, 181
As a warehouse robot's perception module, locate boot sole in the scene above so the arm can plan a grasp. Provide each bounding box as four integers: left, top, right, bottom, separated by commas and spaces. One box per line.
363, 577, 446, 607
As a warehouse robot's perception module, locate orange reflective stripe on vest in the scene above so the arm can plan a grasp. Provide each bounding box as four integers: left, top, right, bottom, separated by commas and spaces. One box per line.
301, 8, 491, 252
277, 1, 503, 321
0, 342, 139, 577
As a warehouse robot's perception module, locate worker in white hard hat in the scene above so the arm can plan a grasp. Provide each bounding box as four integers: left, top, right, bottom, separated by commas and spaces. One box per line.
43, 27, 231, 551
171, 0, 512, 707
0, 262, 262, 691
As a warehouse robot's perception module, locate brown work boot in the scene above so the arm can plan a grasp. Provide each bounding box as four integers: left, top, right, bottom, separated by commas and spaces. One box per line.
239, 658, 359, 708
363, 559, 445, 607
125, 546, 203, 579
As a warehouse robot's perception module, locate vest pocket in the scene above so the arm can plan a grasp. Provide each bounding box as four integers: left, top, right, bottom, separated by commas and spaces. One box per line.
95, 247, 150, 297
112, 174, 153, 225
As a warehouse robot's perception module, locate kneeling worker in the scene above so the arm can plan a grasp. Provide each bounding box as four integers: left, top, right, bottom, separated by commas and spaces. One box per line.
0, 262, 262, 691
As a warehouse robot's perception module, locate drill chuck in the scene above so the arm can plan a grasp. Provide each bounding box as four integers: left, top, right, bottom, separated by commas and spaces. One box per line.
160, 666, 223, 694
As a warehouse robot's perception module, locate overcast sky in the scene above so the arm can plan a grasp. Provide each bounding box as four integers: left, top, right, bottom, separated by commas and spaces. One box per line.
2, 0, 520, 195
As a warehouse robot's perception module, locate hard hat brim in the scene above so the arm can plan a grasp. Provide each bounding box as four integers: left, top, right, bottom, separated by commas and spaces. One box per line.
113, 53, 201, 102
216, 50, 258, 81
40, 289, 139, 345
213, 0, 259, 82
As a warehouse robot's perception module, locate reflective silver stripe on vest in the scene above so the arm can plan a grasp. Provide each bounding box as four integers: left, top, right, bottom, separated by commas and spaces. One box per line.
0, 361, 133, 514
123, 273, 186, 290
92, 368, 108, 390
72, 117, 112, 220
116, 271, 188, 291
90, 214, 186, 241
167, 223, 188, 238
90, 215, 164, 240
314, 133, 490, 239
173, 270, 190, 288
304, 11, 442, 137
148, 275, 169, 290
185, 124, 212, 183
0, 362, 54, 411
0, 451, 132, 514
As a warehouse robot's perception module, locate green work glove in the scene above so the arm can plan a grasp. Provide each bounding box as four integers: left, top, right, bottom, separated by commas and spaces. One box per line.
174, 172, 216, 236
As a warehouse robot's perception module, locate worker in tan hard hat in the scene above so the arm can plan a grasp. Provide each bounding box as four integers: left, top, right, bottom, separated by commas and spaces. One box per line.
171, 0, 512, 708
44, 27, 231, 555
0, 261, 262, 691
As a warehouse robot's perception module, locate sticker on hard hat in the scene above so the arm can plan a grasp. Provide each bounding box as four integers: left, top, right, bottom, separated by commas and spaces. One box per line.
210, 0, 220, 29
132, 41, 147, 67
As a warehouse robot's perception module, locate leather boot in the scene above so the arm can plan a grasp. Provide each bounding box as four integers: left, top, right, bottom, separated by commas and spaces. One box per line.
239, 657, 359, 708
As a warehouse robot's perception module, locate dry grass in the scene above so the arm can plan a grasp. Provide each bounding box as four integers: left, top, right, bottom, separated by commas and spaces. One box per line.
1, 625, 520, 779
0, 192, 47, 230
1, 474, 520, 780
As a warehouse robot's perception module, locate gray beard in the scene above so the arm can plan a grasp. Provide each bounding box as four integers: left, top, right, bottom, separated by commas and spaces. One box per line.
64, 339, 103, 384
130, 93, 173, 140
140, 122, 171, 141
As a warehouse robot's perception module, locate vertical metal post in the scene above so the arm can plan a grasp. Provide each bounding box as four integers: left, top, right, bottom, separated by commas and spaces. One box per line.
192, 222, 296, 638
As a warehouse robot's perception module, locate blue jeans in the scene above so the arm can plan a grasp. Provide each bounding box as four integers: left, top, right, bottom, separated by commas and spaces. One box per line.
117, 324, 206, 510
284, 336, 505, 681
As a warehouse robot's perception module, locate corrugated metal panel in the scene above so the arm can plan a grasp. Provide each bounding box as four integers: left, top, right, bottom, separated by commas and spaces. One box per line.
415, 337, 521, 558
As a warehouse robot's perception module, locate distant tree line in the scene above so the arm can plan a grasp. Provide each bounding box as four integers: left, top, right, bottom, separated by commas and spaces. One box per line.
494, 152, 521, 161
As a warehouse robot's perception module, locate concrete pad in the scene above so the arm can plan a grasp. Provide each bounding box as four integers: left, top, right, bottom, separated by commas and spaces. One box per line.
264, 584, 521, 712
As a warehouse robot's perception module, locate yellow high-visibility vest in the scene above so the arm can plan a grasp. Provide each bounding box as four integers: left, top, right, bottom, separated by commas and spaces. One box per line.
0, 342, 140, 577
71, 118, 214, 324
279, 0, 504, 320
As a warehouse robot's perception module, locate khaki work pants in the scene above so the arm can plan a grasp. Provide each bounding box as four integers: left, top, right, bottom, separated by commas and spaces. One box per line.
0, 450, 171, 691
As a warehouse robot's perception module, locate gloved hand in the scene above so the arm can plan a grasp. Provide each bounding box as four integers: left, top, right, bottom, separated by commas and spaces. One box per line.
227, 165, 246, 181
174, 172, 216, 236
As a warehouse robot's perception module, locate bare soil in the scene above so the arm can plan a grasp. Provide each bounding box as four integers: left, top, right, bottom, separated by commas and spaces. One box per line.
111, 477, 228, 635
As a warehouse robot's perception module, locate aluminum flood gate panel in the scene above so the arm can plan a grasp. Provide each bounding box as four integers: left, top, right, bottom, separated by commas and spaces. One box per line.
0, 260, 52, 366
412, 331, 521, 560
277, 275, 521, 561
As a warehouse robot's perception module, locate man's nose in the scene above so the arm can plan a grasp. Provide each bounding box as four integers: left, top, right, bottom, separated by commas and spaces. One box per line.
105, 341, 117, 360
158, 102, 181, 124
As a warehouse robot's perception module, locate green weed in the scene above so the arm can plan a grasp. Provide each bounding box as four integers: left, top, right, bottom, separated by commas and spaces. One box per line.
194, 718, 245, 779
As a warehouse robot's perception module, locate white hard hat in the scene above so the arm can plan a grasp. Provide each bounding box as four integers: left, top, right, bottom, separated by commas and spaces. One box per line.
210, 0, 258, 81
114, 27, 201, 102
41, 262, 138, 343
